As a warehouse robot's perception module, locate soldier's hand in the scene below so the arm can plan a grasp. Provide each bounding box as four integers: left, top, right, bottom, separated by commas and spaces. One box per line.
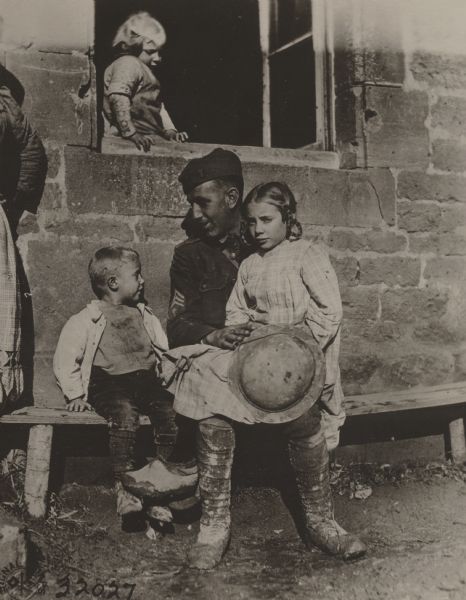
203, 323, 255, 350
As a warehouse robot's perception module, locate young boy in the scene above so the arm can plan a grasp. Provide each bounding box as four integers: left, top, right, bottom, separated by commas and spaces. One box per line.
103, 11, 189, 151
53, 247, 196, 522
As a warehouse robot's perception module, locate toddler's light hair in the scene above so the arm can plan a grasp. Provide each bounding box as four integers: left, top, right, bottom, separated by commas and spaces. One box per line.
88, 246, 140, 299
112, 11, 166, 56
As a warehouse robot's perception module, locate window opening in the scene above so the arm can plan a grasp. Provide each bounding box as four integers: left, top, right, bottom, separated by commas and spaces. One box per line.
95, 0, 329, 150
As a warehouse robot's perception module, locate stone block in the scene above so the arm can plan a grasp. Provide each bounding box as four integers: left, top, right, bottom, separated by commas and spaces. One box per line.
411, 52, 466, 89
65, 147, 189, 217
0, 507, 27, 574
381, 349, 455, 388
399, 201, 466, 234
454, 348, 466, 378
340, 286, 379, 320
245, 163, 396, 227
44, 216, 134, 243
357, 2, 405, 84
381, 287, 451, 342
424, 259, 466, 342
363, 87, 429, 169
301, 226, 328, 244
133, 242, 176, 324
6, 50, 92, 145
1, 0, 93, 52
286, 166, 395, 227
66, 147, 396, 227
431, 96, 466, 136
332, 0, 404, 86
328, 229, 406, 253
26, 239, 174, 361
397, 201, 441, 233
398, 171, 466, 203
340, 351, 382, 386
424, 257, 466, 282
334, 87, 360, 168
33, 352, 64, 407
40, 182, 63, 211
135, 217, 186, 242
17, 213, 39, 236
382, 288, 448, 322
342, 319, 402, 343
359, 256, 421, 286
409, 233, 466, 256
45, 146, 62, 179
432, 140, 466, 173
330, 256, 359, 287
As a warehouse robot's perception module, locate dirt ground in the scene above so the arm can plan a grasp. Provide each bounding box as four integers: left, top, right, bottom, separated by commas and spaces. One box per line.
1, 461, 466, 600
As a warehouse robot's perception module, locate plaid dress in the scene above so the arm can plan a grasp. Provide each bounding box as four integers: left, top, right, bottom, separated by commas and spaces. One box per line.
163, 240, 345, 442
0, 205, 22, 411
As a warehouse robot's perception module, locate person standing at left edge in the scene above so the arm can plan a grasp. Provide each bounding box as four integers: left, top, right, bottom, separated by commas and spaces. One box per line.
0, 65, 47, 411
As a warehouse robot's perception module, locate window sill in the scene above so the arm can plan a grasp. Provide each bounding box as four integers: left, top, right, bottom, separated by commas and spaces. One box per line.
100, 136, 339, 170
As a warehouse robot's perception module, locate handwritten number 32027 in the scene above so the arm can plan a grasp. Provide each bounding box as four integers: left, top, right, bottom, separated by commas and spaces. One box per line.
56, 575, 136, 599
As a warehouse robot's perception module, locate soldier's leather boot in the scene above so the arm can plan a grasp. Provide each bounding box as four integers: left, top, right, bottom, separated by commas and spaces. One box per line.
288, 431, 367, 561
187, 418, 235, 570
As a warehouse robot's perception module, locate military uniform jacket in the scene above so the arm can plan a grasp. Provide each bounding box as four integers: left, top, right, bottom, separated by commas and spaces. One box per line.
167, 236, 250, 348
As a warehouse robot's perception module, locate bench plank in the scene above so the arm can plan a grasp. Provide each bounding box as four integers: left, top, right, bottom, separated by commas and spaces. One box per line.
0, 408, 151, 426
344, 382, 466, 417
1, 382, 466, 425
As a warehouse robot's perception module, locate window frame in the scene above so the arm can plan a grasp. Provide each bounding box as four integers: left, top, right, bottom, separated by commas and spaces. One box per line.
258, 0, 334, 150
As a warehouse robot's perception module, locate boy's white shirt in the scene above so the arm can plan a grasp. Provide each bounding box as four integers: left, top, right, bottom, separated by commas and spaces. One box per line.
53, 300, 168, 403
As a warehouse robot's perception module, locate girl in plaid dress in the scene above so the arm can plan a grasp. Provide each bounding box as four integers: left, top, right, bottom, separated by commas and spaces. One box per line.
164, 181, 344, 444
158, 182, 366, 569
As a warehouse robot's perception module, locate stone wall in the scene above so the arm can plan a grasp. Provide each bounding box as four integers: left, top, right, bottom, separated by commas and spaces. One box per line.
1, 0, 465, 413
332, 0, 466, 398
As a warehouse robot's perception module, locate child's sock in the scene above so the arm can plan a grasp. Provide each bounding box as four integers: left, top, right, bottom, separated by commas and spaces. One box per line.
165, 416, 197, 466
109, 429, 137, 478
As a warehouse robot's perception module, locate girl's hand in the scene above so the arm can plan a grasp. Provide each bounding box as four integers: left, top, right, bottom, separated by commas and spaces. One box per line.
66, 397, 93, 412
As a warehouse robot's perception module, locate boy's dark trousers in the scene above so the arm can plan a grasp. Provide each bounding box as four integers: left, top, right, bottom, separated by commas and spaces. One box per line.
88, 366, 177, 480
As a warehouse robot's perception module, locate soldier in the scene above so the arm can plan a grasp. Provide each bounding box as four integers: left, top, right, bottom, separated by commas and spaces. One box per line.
125, 149, 366, 569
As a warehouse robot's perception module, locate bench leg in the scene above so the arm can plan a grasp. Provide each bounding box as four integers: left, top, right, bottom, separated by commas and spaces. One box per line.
446, 417, 466, 463
24, 425, 53, 518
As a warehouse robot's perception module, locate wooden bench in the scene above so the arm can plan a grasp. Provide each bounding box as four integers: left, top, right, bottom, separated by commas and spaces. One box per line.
1, 381, 465, 518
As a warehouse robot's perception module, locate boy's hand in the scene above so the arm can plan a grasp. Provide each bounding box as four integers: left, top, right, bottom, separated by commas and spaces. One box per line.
203, 323, 255, 350
164, 129, 189, 143
66, 397, 93, 412
128, 132, 152, 152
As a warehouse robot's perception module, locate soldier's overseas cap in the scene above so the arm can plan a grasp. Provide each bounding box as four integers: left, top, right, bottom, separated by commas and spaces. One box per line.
179, 148, 243, 194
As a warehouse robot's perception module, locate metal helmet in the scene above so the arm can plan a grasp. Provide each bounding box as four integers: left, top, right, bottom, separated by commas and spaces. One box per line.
228, 324, 325, 424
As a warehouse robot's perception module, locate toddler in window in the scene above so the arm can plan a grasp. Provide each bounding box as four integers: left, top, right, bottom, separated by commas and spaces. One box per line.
103, 12, 188, 151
